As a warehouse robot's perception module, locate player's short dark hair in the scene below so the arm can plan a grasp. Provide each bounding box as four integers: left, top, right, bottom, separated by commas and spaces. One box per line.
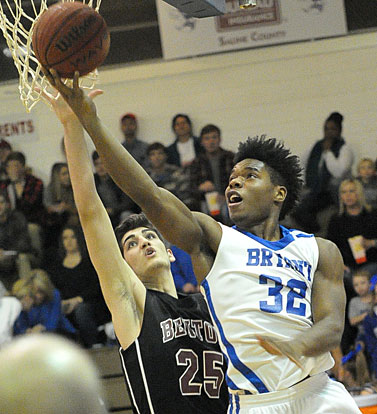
233, 135, 303, 220
115, 213, 166, 252
5, 151, 26, 167
172, 114, 192, 130
147, 142, 167, 156
200, 124, 221, 139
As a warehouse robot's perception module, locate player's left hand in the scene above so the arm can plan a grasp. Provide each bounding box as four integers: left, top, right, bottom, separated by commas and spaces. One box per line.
42, 68, 103, 128
257, 335, 303, 369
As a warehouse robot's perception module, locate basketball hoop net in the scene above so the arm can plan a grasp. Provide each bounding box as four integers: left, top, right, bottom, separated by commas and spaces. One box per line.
0, 0, 102, 112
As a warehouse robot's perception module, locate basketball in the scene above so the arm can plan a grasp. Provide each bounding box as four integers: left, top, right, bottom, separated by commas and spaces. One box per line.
32, 1, 110, 78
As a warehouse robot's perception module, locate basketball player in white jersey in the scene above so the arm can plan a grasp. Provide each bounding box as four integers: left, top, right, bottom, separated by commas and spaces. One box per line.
45, 70, 360, 413
41, 86, 228, 414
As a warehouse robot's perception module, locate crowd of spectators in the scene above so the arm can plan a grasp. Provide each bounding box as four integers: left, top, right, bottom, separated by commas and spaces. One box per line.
0, 110, 376, 398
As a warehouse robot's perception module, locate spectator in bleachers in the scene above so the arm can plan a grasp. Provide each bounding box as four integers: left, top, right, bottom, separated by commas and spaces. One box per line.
0, 151, 45, 263
166, 114, 202, 168
189, 124, 234, 223
92, 151, 139, 226
0, 191, 34, 289
146, 142, 198, 210
12, 278, 35, 334
292, 112, 354, 233
120, 113, 149, 169
43, 162, 78, 261
327, 178, 377, 274
0, 139, 12, 180
356, 158, 377, 210
47, 225, 111, 348
23, 269, 76, 338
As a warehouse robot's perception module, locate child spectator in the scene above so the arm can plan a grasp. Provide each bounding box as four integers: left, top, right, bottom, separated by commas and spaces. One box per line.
349, 270, 373, 338
356, 158, 377, 210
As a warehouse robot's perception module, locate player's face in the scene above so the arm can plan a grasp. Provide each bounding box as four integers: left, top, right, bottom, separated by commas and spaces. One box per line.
121, 227, 173, 280
225, 159, 283, 228
201, 131, 220, 154
352, 275, 370, 297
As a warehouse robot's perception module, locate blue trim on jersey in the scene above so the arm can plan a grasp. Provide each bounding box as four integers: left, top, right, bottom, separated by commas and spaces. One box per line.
235, 394, 240, 413
202, 279, 269, 394
223, 353, 241, 390
229, 394, 233, 413
232, 225, 313, 250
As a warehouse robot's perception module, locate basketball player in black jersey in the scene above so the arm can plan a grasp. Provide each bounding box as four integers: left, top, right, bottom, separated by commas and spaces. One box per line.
42, 86, 228, 414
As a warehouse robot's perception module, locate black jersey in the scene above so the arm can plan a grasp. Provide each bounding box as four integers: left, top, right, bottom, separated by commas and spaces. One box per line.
119, 290, 228, 414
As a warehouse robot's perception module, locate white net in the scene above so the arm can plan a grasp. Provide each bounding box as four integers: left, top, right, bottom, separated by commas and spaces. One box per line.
0, 0, 103, 112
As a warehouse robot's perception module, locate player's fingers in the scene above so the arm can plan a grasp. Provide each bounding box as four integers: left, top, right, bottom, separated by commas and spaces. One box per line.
41, 66, 56, 86
50, 69, 71, 96
73, 71, 80, 90
256, 336, 282, 356
88, 89, 104, 100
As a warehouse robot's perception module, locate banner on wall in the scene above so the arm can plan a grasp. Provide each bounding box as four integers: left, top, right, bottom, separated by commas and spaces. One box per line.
0, 113, 39, 143
156, 0, 347, 60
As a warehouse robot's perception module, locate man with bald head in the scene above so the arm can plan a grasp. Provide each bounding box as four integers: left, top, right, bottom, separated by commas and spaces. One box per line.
0, 334, 107, 414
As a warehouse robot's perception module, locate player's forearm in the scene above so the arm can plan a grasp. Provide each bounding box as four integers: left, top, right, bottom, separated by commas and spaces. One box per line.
63, 120, 98, 212
82, 115, 160, 208
294, 317, 343, 356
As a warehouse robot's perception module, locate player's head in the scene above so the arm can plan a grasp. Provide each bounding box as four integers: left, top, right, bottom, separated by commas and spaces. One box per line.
228, 135, 303, 225
0, 334, 107, 414
115, 213, 174, 280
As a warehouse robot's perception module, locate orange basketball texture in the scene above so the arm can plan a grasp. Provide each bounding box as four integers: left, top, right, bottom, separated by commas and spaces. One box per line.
32, 1, 110, 78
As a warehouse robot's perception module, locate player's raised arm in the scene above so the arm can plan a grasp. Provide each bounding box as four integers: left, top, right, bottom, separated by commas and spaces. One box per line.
45, 70, 218, 259
41, 86, 146, 350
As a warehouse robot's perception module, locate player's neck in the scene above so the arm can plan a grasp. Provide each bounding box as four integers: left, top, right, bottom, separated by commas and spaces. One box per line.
144, 271, 178, 298
237, 214, 282, 241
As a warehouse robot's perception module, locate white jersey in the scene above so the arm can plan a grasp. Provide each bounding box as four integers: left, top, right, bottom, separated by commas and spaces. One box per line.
201, 224, 334, 395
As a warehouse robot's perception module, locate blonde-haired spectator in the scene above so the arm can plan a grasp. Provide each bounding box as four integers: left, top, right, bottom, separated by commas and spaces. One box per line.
327, 178, 377, 273
12, 271, 76, 339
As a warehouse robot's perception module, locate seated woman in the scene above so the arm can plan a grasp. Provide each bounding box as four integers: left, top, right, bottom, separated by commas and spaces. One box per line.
327, 178, 377, 275
43, 162, 79, 263
11, 271, 76, 339
47, 225, 111, 347
28, 269, 76, 339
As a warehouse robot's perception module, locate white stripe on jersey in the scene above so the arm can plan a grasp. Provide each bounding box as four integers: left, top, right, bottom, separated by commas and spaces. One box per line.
119, 340, 156, 414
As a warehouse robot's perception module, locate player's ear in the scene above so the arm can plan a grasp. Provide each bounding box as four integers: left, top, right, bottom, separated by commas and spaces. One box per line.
167, 249, 176, 263
274, 185, 287, 203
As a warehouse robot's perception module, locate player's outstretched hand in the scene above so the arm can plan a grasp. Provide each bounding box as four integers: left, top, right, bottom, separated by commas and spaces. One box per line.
42, 68, 103, 127
257, 335, 303, 369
